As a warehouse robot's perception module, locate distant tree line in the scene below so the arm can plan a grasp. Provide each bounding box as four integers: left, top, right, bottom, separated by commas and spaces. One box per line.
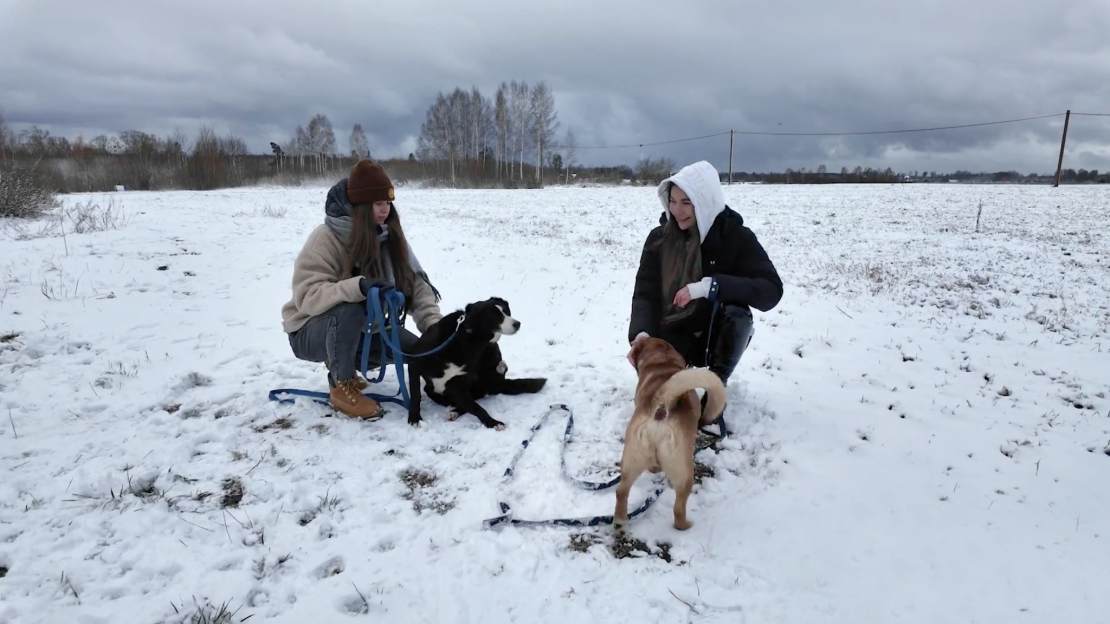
726, 166, 1106, 184
1, 103, 1105, 201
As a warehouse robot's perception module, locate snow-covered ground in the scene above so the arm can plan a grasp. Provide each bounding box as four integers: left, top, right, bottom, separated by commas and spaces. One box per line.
1, 182, 1108, 623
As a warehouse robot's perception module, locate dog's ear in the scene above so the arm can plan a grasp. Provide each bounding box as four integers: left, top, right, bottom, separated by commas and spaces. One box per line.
629, 338, 648, 369
462, 303, 475, 332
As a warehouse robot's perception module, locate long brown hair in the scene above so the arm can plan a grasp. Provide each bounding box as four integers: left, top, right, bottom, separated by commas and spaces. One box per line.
657, 183, 704, 327
344, 202, 417, 296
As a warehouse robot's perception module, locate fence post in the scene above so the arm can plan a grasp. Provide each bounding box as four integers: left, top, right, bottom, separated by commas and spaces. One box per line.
1053, 110, 1071, 187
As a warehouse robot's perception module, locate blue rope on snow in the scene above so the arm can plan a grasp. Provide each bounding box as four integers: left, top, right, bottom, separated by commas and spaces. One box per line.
481, 403, 726, 530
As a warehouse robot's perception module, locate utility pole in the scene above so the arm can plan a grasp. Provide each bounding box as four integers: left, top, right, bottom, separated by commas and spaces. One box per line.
1053, 110, 1071, 188
728, 130, 734, 185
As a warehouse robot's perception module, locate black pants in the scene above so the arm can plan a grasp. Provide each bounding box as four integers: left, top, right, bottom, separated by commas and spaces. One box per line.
288, 302, 417, 383
698, 304, 755, 385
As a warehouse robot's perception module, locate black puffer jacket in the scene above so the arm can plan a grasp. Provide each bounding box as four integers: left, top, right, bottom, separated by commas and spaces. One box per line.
628, 207, 783, 347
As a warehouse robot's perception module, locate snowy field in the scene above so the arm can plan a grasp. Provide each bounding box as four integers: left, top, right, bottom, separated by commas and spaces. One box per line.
1, 182, 1108, 623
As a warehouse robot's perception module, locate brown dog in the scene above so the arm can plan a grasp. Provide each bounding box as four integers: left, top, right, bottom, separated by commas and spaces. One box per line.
614, 337, 726, 530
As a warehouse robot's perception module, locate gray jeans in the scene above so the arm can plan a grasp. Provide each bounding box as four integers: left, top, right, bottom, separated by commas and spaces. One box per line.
288, 302, 417, 382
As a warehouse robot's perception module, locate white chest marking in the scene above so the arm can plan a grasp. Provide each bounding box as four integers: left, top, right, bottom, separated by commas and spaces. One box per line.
431, 363, 466, 394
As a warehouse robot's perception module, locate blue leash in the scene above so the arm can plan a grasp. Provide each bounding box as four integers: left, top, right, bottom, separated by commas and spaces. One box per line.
268, 286, 461, 411
482, 404, 727, 530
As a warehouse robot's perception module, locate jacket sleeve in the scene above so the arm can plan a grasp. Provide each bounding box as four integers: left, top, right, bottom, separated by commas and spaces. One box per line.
290, 241, 365, 318
408, 275, 444, 334
709, 227, 783, 312
628, 229, 663, 342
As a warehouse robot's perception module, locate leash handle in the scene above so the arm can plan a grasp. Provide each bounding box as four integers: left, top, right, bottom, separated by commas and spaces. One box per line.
365, 286, 463, 359
364, 287, 410, 407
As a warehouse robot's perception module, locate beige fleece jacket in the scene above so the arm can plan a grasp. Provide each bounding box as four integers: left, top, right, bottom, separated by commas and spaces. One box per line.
281, 224, 443, 334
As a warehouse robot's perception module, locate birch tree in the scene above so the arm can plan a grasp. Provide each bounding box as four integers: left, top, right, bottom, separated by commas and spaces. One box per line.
530, 81, 558, 185
306, 114, 337, 175
564, 127, 577, 185
349, 123, 370, 159
508, 80, 531, 181
494, 83, 509, 180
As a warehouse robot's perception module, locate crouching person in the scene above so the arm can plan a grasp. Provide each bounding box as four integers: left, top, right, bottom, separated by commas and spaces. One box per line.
627, 160, 783, 418
281, 160, 443, 419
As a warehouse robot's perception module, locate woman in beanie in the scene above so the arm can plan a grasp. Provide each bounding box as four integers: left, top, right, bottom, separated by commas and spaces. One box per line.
626, 161, 783, 423
281, 160, 443, 419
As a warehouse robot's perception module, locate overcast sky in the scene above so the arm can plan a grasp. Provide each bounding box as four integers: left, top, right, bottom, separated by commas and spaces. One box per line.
2, 0, 1108, 174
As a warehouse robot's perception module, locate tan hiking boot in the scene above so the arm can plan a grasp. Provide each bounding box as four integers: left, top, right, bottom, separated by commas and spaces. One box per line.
325, 363, 369, 390
329, 379, 385, 420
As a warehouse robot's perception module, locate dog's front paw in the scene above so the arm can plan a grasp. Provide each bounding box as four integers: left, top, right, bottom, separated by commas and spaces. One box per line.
673, 518, 692, 531
494, 423, 506, 432
407, 414, 423, 428
445, 408, 460, 421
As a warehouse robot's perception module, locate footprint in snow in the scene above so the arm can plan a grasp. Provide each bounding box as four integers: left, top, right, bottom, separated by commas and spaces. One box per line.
314, 556, 344, 579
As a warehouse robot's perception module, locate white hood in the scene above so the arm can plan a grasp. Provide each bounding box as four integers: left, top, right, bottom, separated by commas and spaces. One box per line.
656, 160, 726, 243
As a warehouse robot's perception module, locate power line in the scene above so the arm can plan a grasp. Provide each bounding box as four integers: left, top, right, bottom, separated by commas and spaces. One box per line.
552, 131, 731, 150
1072, 112, 1110, 117
550, 113, 1067, 150
729, 113, 1065, 136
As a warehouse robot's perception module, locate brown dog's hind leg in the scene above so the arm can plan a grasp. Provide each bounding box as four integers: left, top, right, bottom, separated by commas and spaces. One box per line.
660, 446, 695, 530
614, 450, 648, 529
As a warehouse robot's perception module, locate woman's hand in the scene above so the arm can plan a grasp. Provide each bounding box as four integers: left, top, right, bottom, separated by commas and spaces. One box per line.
359, 277, 395, 297
673, 278, 713, 308
672, 286, 692, 308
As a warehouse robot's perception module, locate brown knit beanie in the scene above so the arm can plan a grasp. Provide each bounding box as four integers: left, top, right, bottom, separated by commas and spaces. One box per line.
346, 160, 395, 204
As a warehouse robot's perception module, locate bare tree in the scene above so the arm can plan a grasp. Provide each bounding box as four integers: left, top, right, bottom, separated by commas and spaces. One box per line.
349, 123, 370, 159
306, 114, 337, 175
189, 126, 222, 189
494, 83, 509, 180
0, 108, 9, 162
289, 125, 310, 170
449, 88, 469, 181
416, 92, 459, 184
470, 86, 493, 171
508, 81, 532, 181
530, 81, 559, 185
221, 131, 248, 186
564, 127, 577, 185
468, 86, 482, 163
634, 156, 675, 185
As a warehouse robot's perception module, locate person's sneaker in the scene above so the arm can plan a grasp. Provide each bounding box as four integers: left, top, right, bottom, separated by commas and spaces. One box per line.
329, 379, 385, 420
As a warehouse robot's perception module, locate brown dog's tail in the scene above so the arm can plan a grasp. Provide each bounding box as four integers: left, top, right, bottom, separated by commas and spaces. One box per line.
653, 369, 726, 424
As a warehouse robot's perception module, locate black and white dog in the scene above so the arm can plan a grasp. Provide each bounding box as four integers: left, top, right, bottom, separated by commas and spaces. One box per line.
406, 297, 546, 430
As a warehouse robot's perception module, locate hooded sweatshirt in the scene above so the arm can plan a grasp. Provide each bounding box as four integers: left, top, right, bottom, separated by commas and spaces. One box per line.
655, 160, 727, 244
628, 161, 783, 347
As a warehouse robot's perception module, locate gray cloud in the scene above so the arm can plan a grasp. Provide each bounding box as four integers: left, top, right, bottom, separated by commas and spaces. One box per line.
2, 0, 1108, 174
